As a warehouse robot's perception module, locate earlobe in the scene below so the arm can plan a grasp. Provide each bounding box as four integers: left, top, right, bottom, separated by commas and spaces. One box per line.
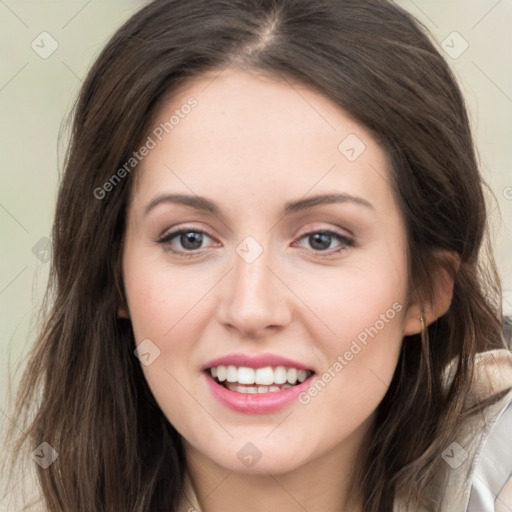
403, 304, 425, 336
403, 251, 460, 336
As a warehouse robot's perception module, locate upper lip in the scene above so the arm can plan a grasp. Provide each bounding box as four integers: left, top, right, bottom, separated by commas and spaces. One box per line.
201, 353, 315, 372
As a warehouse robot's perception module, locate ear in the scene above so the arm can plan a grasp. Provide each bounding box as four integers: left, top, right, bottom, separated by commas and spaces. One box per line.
117, 292, 130, 319
115, 273, 130, 319
118, 306, 130, 319
403, 251, 460, 335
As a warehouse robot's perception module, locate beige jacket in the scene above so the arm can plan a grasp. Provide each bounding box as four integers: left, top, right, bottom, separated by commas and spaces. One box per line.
179, 349, 512, 512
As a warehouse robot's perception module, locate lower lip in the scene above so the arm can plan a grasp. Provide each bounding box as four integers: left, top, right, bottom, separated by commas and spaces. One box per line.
203, 371, 315, 414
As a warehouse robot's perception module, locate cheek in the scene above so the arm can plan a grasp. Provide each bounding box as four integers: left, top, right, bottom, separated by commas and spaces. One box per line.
294, 308, 405, 457
291, 242, 408, 353
123, 251, 209, 343
122, 252, 217, 423
292, 245, 408, 429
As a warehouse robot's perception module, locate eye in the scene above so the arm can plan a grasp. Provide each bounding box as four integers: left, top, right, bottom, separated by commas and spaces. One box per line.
155, 227, 354, 257
156, 227, 217, 256
294, 230, 354, 254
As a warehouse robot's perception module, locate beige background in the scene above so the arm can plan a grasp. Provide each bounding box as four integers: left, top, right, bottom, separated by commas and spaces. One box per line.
1, 0, 511, 498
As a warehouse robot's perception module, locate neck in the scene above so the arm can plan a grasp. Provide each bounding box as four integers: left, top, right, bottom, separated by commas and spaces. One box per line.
183, 416, 373, 512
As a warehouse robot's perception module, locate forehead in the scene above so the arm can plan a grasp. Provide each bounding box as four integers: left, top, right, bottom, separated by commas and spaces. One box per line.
130, 67, 395, 215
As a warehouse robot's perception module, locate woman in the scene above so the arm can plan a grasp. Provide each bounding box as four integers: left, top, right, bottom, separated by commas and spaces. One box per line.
3, 0, 512, 511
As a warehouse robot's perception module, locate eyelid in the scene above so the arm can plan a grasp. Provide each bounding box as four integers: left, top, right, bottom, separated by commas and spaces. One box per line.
293, 229, 355, 253
296, 225, 354, 240
156, 224, 217, 243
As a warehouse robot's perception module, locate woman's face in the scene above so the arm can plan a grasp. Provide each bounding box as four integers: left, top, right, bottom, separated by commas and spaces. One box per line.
121, 68, 420, 475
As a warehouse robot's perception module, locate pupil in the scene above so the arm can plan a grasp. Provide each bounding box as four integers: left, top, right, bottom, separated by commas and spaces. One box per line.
310, 233, 331, 250
181, 232, 202, 250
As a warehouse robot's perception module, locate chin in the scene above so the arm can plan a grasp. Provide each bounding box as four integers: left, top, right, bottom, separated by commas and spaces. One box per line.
200, 437, 313, 476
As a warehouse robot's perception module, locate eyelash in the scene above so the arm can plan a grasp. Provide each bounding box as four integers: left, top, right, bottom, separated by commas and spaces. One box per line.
155, 226, 355, 258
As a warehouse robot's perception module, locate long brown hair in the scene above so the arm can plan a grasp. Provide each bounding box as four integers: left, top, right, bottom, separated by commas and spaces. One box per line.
3, 0, 509, 510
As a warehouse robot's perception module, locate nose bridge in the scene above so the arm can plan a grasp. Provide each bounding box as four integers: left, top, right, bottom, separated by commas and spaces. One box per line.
233, 245, 271, 300
220, 236, 291, 334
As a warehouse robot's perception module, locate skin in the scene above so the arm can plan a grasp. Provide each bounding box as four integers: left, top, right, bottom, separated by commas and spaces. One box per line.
120, 67, 453, 512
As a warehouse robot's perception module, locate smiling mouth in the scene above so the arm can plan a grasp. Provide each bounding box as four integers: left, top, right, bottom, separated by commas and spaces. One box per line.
206, 365, 315, 394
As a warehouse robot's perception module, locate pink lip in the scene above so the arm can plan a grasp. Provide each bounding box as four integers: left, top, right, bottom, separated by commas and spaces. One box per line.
201, 353, 313, 371
203, 371, 316, 414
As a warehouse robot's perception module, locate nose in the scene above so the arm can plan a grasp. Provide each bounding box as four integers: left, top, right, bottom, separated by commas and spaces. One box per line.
217, 244, 292, 338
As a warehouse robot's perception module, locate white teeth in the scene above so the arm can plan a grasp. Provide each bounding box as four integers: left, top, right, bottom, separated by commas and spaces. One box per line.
238, 367, 256, 384
210, 365, 313, 387
217, 365, 226, 382
225, 382, 291, 394
287, 368, 297, 384
274, 366, 288, 384
226, 365, 238, 383
255, 366, 274, 385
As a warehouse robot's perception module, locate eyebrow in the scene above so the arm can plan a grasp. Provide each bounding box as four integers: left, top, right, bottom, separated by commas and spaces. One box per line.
144, 192, 374, 217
